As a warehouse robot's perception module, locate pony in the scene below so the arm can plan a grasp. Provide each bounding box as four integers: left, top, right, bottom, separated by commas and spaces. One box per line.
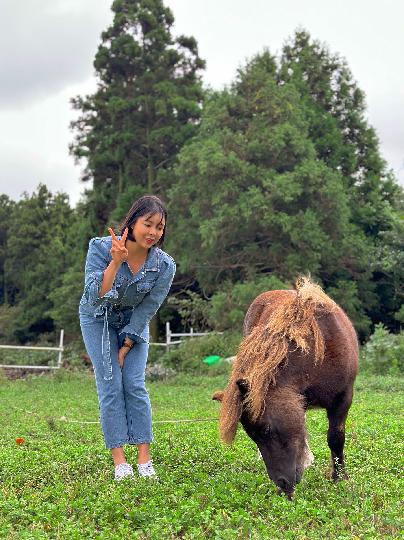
213, 277, 359, 498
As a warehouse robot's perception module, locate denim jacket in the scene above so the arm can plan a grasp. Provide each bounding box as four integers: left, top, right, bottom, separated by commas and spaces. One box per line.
79, 236, 176, 379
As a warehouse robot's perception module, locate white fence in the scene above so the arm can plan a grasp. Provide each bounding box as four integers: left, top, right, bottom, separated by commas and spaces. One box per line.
0, 323, 221, 370
152, 322, 222, 352
0, 330, 64, 370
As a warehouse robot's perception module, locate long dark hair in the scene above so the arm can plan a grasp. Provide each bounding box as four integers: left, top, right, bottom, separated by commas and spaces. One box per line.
119, 195, 167, 247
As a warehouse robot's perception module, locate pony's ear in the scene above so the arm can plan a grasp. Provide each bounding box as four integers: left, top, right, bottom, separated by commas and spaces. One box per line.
236, 379, 250, 396
212, 390, 224, 402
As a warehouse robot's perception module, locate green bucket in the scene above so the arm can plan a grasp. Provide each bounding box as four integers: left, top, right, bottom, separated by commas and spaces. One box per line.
202, 355, 222, 366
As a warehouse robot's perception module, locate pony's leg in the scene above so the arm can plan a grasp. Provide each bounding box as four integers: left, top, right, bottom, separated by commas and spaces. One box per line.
326, 388, 353, 481
302, 412, 314, 469
302, 438, 314, 470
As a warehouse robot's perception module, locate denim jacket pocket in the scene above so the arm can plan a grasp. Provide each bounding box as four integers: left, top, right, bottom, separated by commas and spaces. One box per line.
137, 281, 156, 293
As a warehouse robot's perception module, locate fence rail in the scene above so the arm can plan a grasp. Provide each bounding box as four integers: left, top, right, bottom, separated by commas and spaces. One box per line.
0, 323, 220, 370
0, 330, 64, 370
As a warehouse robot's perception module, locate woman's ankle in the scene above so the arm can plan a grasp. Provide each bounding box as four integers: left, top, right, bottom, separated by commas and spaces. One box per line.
113, 459, 127, 466
111, 446, 127, 466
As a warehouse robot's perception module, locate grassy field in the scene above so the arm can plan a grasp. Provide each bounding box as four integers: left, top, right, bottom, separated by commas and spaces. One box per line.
0, 369, 403, 539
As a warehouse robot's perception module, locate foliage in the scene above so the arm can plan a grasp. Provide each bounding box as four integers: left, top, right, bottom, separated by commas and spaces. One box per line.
159, 331, 241, 373
279, 29, 403, 333
1, 25, 403, 345
360, 324, 404, 375
0, 371, 402, 538
3, 185, 75, 341
168, 33, 403, 339
167, 290, 211, 331
370, 209, 404, 330
47, 205, 93, 338
70, 0, 205, 228
0, 305, 22, 344
206, 274, 288, 331
0, 195, 15, 305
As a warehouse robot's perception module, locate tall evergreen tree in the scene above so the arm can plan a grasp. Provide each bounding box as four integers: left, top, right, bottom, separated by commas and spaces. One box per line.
279, 30, 400, 235
0, 194, 15, 305
70, 0, 205, 231
168, 47, 402, 338
4, 185, 74, 341
169, 54, 356, 317
279, 30, 403, 330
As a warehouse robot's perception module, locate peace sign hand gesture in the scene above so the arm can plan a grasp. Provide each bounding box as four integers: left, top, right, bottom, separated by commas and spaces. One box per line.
108, 227, 129, 266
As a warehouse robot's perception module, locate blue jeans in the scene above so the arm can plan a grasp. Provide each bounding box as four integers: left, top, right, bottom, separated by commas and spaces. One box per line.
80, 314, 152, 449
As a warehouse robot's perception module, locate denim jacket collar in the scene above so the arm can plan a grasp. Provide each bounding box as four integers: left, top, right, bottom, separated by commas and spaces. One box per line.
116, 238, 160, 273
144, 247, 160, 272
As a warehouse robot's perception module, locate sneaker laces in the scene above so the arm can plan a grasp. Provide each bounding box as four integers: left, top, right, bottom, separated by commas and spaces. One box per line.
137, 460, 157, 477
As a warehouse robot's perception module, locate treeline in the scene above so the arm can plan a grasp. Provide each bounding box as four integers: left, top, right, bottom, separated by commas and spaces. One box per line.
0, 0, 402, 344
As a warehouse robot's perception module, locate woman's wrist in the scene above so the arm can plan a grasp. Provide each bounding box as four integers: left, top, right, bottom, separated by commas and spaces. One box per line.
109, 259, 122, 271
123, 336, 134, 349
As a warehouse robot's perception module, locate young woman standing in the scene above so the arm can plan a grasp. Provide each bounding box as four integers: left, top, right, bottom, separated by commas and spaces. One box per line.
79, 195, 176, 481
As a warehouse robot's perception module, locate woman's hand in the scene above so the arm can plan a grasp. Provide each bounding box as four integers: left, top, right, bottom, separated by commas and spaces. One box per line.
108, 227, 128, 266
117, 337, 134, 369
117, 346, 129, 368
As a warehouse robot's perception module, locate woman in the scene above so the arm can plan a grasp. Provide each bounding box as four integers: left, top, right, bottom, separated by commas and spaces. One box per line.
79, 195, 176, 481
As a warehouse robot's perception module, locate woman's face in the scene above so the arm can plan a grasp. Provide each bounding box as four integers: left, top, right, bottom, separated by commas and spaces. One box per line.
130, 212, 165, 249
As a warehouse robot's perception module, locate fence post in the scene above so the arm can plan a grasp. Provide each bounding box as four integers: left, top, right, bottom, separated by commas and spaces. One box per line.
57, 329, 64, 368
166, 321, 171, 353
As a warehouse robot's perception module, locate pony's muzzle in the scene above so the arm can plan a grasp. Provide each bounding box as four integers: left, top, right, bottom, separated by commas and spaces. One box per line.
276, 476, 295, 499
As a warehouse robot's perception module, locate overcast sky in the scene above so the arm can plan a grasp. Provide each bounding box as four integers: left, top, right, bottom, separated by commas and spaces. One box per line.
0, 0, 403, 207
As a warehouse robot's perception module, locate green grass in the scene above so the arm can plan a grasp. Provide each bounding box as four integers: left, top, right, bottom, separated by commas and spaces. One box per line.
0, 370, 403, 539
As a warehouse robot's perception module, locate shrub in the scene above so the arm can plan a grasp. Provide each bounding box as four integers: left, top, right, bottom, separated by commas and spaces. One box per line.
0, 305, 22, 344
159, 331, 241, 374
361, 324, 404, 375
206, 275, 288, 331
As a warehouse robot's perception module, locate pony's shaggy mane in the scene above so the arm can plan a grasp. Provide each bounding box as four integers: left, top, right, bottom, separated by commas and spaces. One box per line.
219, 276, 337, 444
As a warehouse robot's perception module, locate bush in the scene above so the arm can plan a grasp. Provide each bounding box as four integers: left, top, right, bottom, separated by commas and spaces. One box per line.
361, 324, 404, 375
0, 305, 22, 343
207, 275, 288, 331
159, 331, 241, 374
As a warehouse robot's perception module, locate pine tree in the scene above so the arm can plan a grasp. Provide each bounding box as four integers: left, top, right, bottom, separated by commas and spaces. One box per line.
168, 54, 357, 314
4, 185, 74, 341
70, 0, 205, 230
0, 195, 15, 305
279, 30, 403, 331
279, 29, 400, 235
168, 46, 403, 338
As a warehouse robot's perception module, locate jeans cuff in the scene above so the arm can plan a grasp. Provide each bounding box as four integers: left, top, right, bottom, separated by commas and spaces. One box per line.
106, 436, 153, 449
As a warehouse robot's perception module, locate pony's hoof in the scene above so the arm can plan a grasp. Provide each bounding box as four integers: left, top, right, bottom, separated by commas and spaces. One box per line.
330, 469, 349, 482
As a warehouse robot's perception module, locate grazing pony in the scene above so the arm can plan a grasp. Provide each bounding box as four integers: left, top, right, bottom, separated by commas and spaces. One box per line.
213, 277, 358, 498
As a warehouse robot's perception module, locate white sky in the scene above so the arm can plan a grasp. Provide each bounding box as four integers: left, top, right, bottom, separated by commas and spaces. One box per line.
0, 0, 403, 207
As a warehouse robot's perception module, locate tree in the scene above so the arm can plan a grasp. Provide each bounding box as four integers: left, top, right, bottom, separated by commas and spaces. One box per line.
0, 194, 15, 305
47, 201, 94, 338
4, 185, 74, 341
169, 53, 367, 326
70, 0, 205, 230
279, 30, 403, 331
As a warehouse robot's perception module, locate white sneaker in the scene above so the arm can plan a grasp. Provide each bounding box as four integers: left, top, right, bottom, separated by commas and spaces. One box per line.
114, 462, 134, 481
137, 460, 158, 479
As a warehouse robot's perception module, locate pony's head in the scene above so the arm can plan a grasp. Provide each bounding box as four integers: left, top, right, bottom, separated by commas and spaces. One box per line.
213, 382, 307, 497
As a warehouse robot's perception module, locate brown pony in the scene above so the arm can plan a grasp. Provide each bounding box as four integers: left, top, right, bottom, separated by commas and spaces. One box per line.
213, 277, 359, 498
